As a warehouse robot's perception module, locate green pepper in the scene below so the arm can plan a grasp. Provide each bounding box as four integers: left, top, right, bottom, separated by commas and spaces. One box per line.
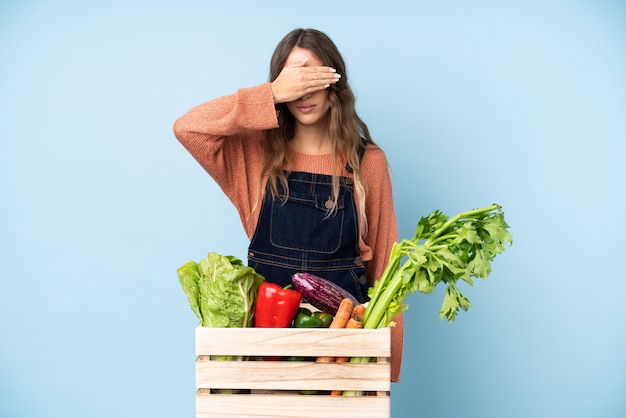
285, 355, 305, 362
312, 311, 333, 327
294, 307, 324, 328
298, 307, 312, 315
298, 389, 319, 395
285, 355, 315, 362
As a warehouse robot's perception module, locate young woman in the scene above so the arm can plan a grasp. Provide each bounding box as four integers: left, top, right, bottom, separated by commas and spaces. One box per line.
174, 28, 403, 382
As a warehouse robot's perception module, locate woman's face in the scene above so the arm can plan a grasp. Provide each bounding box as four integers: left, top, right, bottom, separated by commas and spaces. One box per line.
284, 47, 331, 130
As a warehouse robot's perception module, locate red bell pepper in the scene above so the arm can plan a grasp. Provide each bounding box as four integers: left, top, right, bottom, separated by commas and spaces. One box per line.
254, 282, 302, 328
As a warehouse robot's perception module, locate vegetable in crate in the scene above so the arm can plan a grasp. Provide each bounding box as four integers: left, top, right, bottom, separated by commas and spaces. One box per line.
312, 311, 334, 327
292, 272, 358, 316
254, 283, 302, 328
177, 252, 265, 328
364, 203, 513, 328
294, 307, 330, 328
340, 204, 512, 397
253, 282, 302, 361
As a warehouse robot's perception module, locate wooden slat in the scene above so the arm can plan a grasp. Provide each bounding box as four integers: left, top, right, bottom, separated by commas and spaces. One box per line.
195, 326, 391, 357
196, 359, 390, 391
196, 392, 390, 418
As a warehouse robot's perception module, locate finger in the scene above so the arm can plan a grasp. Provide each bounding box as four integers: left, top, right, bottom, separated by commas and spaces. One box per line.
302, 82, 334, 96
300, 67, 341, 85
301, 65, 338, 75
284, 58, 309, 69
314, 72, 341, 85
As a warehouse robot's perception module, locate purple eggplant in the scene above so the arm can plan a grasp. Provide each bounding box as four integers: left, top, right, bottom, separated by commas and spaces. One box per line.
291, 272, 358, 316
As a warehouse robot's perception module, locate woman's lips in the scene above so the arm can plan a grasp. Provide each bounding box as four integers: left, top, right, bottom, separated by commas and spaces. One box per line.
296, 104, 315, 113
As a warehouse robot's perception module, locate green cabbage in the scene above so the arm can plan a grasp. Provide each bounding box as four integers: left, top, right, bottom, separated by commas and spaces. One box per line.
177, 252, 265, 328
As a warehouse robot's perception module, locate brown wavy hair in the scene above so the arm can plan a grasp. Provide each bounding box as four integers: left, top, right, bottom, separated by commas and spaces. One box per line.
258, 28, 376, 238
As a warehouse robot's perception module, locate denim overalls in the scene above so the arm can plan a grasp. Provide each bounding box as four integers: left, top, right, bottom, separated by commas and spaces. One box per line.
248, 154, 369, 303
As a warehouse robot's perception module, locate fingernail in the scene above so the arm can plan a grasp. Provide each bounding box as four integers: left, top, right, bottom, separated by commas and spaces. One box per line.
329, 68, 337, 73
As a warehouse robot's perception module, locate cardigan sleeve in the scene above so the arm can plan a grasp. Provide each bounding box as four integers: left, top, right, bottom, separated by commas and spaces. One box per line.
360, 145, 397, 285
173, 83, 278, 234
173, 83, 278, 138
360, 145, 404, 383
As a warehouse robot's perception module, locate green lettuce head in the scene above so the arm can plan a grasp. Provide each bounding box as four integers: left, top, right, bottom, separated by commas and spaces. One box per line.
177, 252, 265, 328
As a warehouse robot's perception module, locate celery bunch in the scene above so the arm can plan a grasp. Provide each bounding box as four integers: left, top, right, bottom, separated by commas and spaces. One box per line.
363, 203, 512, 327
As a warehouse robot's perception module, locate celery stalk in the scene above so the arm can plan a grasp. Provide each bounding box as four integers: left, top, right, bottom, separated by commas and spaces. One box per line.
362, 203, 512, 328
342, 204, 512, 396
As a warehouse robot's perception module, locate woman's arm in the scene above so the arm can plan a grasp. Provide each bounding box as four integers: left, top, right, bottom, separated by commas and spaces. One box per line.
361, 145, 404, 383
360, 146, 398, 284
173, 83, 278, 178
173, 83, 278, 235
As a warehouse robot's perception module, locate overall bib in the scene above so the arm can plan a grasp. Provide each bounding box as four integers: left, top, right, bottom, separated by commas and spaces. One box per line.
248, 170, 369, 303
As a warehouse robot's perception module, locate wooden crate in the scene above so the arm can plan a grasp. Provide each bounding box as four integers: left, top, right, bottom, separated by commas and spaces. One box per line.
195, 326, 391, 418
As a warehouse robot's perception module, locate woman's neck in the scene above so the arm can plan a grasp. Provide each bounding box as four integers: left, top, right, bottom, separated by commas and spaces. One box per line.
289, 123, 332, 155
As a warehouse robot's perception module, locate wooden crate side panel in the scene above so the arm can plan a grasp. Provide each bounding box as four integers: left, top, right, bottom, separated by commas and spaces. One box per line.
195, 327, 391, 357
196, 360, 391, 391
196, 392, 390, 418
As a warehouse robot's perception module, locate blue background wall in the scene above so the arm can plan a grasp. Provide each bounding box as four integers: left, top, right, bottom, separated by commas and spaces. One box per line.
1, 1, 624, 417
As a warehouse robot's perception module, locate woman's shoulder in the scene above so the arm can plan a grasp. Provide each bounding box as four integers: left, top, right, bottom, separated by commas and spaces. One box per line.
362, 142, 390, 167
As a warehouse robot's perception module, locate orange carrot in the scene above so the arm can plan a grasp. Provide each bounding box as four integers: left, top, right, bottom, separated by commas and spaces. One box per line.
345, 317, 363, 329
316, 298, 354, 363
329, 298, 355, 328
333, 317, 364, 366
351, 304, 366, 322
330, 317, 362, 396
327, 302, 363, 396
